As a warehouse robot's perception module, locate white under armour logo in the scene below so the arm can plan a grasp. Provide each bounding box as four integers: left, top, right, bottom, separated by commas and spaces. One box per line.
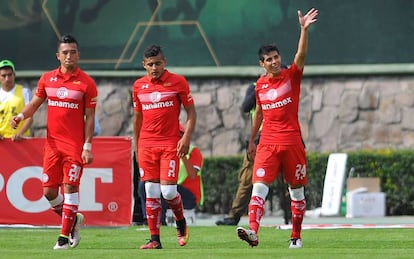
142, 84, 149, 89
262, 84, 268, 89
50, 77, 58, 82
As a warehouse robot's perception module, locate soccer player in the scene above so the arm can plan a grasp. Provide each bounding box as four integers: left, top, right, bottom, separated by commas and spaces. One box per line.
217, 67, 290, 227
132, 45, 196, 249
236, 8, 318, 249
11, 35, 98, 250
138, 124, 204, 226
0, 59, 33, 140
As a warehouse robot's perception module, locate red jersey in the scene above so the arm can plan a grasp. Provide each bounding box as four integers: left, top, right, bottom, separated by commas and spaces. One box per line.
36, 67, 98, 153
255, 63, 303, 145
132, 70, 194, 147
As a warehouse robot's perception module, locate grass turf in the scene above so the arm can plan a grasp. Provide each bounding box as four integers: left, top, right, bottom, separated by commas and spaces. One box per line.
1, 225, 413, 258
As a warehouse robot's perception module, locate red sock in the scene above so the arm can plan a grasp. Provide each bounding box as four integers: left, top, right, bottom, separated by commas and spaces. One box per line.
248, 195, 265, 234
146, 198, 162, 236
291, 199, 306, 239
61, 203, 78, 237
51, 202, 63, 216
166, 193, 184, 221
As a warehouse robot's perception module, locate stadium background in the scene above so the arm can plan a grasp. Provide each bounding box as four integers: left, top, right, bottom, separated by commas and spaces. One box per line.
1, 0, 414, 224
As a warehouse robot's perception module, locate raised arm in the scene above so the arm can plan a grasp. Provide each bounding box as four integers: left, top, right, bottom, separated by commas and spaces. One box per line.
294, 8, 318, 70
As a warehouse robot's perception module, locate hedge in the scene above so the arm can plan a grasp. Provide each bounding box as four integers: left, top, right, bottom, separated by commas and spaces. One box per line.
199, 150, 414, 216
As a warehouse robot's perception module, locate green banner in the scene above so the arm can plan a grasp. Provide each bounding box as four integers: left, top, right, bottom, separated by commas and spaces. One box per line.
0, 0, 412, 71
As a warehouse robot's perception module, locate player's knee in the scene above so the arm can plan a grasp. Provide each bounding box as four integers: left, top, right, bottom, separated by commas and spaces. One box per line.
145, 182, 161, 198
289, 186, 305, 201
48, 193, 63, 206
160, 184, 178, 200
43, 187, 60, 201
64, 192, 79, 206
252, 182, 269, 200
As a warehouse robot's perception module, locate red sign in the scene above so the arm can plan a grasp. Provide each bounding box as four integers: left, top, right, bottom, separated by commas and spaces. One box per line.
0, 137, 133, 226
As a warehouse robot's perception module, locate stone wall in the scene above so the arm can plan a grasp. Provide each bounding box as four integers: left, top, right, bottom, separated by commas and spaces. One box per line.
23, 75, 414, 157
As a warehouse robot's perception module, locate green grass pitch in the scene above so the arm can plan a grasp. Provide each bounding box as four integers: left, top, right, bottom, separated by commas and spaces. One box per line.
1, 226, 413, 258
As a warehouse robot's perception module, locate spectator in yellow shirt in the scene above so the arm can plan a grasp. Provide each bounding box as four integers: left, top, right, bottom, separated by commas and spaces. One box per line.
0, 59, 32, 140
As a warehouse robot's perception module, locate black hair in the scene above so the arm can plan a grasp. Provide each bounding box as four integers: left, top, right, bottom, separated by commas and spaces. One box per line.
143, 45, 164, 59
258, 44, 280, 62
58, 34, 79, 50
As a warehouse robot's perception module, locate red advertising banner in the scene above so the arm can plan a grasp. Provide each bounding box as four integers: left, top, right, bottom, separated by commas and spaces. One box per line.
0, 137, 133, 226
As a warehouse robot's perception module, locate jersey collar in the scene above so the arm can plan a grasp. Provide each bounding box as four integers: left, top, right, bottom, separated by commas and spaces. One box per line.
147, 69, 170, 83
54, 66, 81, 80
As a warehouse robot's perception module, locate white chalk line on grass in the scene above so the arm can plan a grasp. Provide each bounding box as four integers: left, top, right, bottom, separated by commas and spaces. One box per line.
272, 224, 414, 230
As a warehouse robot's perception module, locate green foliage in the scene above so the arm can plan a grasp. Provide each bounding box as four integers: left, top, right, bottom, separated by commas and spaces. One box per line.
200, 150, 414, 216
200, 156, 242, 214
305, 152, 330, 210
346, 150, 414, 215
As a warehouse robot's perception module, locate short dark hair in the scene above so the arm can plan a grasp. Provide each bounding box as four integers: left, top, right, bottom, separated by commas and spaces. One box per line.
58, 34, 79, 50
258, 44, 280, 62
143, 45, 164, 59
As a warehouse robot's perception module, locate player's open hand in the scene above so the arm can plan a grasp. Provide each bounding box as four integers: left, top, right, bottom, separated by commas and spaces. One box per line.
298, 8, 318, 29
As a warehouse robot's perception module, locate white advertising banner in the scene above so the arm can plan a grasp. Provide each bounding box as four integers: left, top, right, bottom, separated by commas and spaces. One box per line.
321, 153, 348, 216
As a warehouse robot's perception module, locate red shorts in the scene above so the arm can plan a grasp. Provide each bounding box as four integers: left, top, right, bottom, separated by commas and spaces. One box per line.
42, 145, 84, 188
138, 146, 179, 183
252, 144, 307, 186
